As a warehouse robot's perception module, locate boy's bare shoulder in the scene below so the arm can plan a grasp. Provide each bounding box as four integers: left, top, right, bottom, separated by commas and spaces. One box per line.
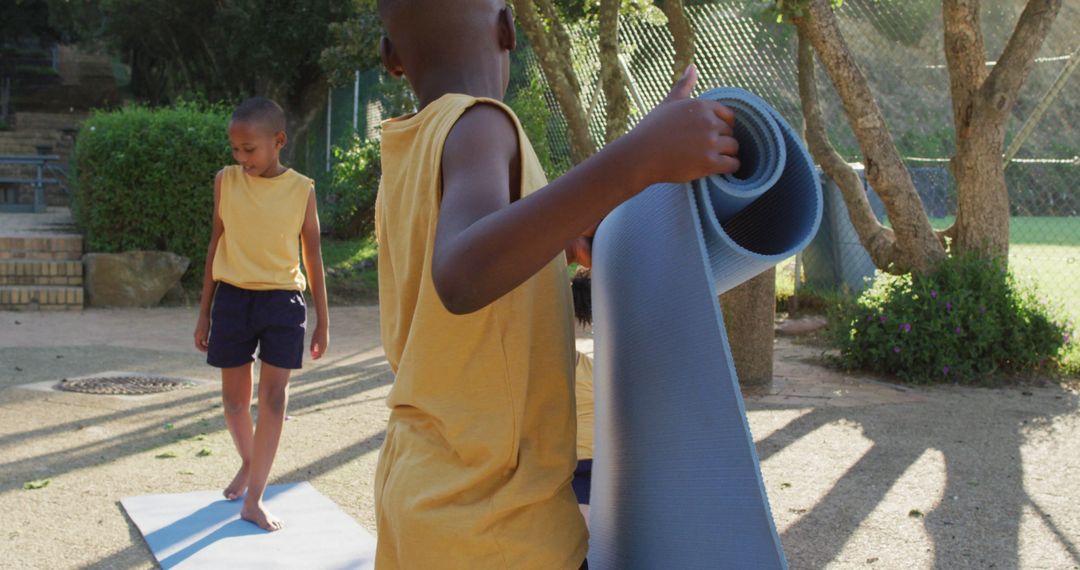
444, 102, 519, 163
215, 166, 237, 184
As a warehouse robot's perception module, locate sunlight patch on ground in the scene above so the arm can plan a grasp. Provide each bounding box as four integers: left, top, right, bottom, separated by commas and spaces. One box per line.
760, 420, 874, 534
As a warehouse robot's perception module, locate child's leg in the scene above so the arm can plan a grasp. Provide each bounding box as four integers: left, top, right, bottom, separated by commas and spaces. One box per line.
240, 361, 291, 531
221, 362, 255, 500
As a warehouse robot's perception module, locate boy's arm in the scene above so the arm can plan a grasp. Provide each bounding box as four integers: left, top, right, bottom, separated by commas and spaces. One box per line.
433, 66, 738, 314
194, 170, 225, 352
300, 188, 329, 359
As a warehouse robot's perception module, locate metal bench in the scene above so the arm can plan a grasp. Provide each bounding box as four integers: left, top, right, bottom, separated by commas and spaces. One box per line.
0, 154, 64, 213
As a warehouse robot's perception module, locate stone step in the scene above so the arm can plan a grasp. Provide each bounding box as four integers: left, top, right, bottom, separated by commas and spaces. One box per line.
0, 285, 83, 311
13, 112, 87, 131
0, 235, 83, 260
0, 259, 83, 286
0, 128, 68, 138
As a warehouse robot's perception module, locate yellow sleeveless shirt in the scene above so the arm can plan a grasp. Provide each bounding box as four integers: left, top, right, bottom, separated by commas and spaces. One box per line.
373, 94, 586, 569
212, 165, 312, 291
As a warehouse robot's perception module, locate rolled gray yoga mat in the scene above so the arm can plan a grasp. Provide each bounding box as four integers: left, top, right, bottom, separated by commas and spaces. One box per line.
588, 87, 822, 569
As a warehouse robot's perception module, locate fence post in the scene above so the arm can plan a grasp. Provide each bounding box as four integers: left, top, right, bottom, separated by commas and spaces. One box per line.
326, 88, 332, 173
353, 70, 360, 132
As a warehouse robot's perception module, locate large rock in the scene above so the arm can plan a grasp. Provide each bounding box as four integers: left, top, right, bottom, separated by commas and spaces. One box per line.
84, 251, 190, 307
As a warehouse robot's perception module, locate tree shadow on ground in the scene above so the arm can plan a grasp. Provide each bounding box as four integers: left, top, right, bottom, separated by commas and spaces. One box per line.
0, 345, 392, 495
748, 383, 1080, 569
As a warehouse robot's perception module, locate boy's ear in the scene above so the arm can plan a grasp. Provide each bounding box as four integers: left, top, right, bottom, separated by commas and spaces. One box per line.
380, 36, 405, 78
498, 6, 516, 51
275, 130, 287, 150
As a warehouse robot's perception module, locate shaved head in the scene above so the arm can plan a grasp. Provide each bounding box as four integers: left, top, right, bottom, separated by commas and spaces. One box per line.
378, 0, 516, 105
379, 0, 506, 53
231, 97, 286, 134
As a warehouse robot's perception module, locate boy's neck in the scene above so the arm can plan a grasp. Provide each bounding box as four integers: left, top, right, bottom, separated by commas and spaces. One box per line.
411, 64, 505, 109
259, 162, 288, 178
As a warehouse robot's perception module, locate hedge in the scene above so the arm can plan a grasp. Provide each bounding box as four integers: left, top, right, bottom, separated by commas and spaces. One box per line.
71, 103, 231, 286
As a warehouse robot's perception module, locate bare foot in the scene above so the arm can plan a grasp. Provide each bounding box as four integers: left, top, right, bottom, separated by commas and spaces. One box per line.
223, 464, 249, 501
241, 501, 284, 532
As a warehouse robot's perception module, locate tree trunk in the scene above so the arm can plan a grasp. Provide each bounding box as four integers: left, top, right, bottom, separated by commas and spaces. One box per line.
513, 0, 597, 162
598, 0, 631, 142
953, 121, 1011, 257
796, 26, 900, 272
720, 268, 776, 389
943, 0, 1061, 259
281, 75, 329, 165
795, 0, 946, 275
662, 0, 695, 83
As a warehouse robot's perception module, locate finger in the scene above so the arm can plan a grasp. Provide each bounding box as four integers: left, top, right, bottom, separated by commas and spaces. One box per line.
713, 155, 741, 175
713, 117, 733, 137
717, 136, 739, 157
708, 101, 736, 127
665, 63, 697, 102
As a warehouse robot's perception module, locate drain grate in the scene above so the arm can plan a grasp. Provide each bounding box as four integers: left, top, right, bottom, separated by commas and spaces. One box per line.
58, 374, 198, 395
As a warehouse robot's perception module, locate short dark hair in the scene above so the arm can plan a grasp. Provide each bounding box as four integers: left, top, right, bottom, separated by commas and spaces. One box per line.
572, 266, 592, 326
232, 97, 286, 133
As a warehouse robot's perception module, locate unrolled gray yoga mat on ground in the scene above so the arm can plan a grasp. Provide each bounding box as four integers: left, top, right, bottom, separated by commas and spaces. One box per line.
121, 482, 375, 569
589, 87, 822, 569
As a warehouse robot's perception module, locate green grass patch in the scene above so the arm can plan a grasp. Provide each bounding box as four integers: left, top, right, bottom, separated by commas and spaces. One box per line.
927, 217, 1080, 325
318, 236, 379, 305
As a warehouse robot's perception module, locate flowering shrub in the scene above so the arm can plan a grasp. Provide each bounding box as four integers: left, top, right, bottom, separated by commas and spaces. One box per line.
829, 254, 1073, 384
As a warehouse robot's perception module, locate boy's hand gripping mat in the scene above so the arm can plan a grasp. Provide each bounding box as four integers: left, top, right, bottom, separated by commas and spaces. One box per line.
588, 88, 822, 569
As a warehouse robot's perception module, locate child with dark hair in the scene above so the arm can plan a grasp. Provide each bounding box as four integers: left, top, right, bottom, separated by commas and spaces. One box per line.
193, 96, 329, 532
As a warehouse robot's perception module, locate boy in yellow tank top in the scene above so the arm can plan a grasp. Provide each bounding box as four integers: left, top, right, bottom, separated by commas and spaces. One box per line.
192, 97, 329, 532
374, 1, 739, 567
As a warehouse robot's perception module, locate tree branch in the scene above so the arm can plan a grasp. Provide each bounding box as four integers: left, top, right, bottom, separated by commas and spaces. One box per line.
598, 0, 631, 142
796, 24, 900, 272
942, 0, 987, 138
512, 0, 596, 161
796, 0, 946, 274
662, 0, 695, 83
978, 0, 1062, 123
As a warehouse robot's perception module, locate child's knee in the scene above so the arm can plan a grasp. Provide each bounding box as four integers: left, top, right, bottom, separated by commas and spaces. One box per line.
221, 396, 251, 415
258, 384, 289, 415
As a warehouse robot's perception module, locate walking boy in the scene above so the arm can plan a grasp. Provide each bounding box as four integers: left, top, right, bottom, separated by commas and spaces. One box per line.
374, 1, 739, 567
193, 97, 329, 532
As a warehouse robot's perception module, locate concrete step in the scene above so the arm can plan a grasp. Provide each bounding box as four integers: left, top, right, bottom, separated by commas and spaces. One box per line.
0, 259, 82, 286
0, 285, 83, 311
0, 235, 83, 260
13, 112, 87, 131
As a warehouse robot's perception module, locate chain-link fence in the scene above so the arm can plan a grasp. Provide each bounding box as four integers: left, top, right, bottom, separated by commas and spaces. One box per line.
305, 0, 1079, 320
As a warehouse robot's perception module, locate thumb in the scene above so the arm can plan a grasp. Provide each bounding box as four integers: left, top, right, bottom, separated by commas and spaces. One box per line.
665, 63, 697, 103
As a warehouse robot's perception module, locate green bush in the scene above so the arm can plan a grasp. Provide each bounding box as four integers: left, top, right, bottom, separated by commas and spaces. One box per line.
508, 72, 571, 180
829, 254, 1074, 384
324, 133, 381, 240
71, 102, 231, 286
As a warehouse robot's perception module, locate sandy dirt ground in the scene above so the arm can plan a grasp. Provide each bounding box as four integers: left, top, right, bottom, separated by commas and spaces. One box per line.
1, 306, 1078, 569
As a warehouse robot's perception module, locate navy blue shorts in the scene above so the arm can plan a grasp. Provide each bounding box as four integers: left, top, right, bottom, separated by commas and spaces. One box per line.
572, 459, 592, 505
207, 282, 307, 370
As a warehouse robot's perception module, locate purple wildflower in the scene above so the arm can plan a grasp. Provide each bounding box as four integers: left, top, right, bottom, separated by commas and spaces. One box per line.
880, 315, 888, 323
943, 366, 950, 376
931, 290, 938, 299
946, 301, 953, 312
900, 323, 912, 333
954, 326, 962, 334
893, 346, 901, 353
